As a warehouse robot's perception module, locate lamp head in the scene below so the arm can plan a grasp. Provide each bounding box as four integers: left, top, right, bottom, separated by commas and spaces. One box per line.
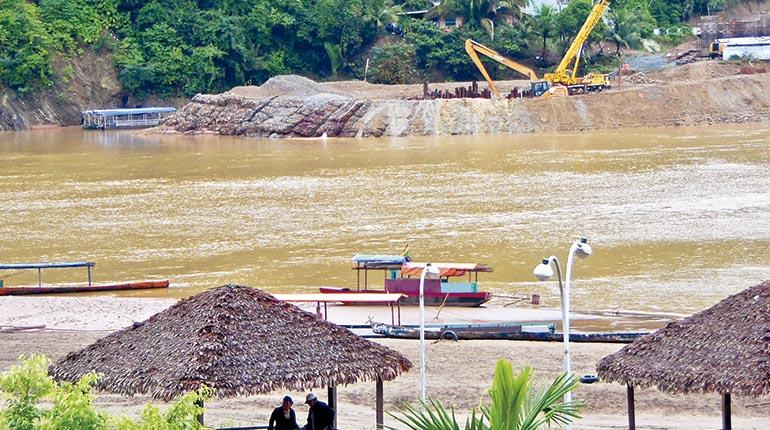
423, 263, 441, 279
533, 258, 553, 281
575, 237, 592, 259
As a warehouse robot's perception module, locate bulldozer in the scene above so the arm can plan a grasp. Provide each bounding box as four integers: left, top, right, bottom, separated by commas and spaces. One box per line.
466, 0, 612, 97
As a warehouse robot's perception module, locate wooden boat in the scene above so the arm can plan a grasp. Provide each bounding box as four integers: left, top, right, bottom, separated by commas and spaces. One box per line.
320, 254, 494, 307
0, 262, 169, 296
371, 322, 649, 343
0, 280, 170, 296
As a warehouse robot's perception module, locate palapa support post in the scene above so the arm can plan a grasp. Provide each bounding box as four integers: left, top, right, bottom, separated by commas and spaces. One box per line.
327, 386, 337, 430
722, 392, 731, 430
376, 376, 384, 430
626, 384, 635, 430
195, 399, 204, 426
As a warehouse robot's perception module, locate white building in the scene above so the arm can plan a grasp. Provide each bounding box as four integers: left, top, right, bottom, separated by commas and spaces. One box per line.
526, 0, 569, 14
718, 36, 770, 60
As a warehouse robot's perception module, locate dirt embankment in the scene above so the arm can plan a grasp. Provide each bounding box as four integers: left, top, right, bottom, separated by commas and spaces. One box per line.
0, 49, 185, 132
158, 62, 770, 138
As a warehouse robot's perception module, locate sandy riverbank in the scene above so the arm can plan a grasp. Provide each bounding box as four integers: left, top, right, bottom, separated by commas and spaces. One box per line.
1, 329, 768, 430
0, 294, 676, 333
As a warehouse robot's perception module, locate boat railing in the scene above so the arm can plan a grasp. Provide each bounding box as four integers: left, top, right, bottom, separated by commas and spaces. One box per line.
0, 262, 96, 288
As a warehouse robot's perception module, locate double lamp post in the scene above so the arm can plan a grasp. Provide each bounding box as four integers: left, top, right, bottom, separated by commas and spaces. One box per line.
416, 237, 592, 415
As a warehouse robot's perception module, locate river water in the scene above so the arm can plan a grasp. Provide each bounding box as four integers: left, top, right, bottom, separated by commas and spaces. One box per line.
1, 125, 769, 317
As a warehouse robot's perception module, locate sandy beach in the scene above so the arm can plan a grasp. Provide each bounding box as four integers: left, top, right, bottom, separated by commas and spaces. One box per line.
1, 297, 767, 430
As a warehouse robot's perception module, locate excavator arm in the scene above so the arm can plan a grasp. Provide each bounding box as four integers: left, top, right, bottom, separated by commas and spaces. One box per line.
465, 39, 540, 97
545, 0, 610, 85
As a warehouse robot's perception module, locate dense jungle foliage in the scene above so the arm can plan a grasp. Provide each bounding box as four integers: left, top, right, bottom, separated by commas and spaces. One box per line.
0, 0, 753, 97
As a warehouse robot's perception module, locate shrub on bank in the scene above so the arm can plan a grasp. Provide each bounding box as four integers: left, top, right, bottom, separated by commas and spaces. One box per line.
0, 355, 211, 430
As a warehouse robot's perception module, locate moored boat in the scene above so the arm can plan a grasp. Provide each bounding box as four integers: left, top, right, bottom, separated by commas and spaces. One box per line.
0, 262, 170, 296
0, 280, 170, 296
318, 254, 494, 307
371, 322, 649, 343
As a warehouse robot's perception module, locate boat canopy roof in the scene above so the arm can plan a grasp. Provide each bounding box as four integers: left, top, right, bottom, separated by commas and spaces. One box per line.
273, 293, 405, 303
401, 262, 492, 277
81, 107, 176, 116
0, 262, 95, 270
352, 254, 408, 268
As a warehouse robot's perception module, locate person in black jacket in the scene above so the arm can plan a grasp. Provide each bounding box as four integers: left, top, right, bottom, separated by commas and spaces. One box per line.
302, 393, 335, 430
269, 396, 300, 430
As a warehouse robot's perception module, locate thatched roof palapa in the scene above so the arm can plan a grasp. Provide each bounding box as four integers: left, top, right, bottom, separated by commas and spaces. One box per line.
597, 281, 770, 396
50, 285, 412, 400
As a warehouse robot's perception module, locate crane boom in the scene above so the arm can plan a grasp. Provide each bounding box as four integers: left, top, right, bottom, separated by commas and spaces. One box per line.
545, 0, 610, 85
464, 39, 540, 97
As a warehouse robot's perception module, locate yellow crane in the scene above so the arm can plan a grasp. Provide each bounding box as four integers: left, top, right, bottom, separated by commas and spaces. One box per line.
465, 0, 611, 97
464, 39, 552, 97
545, 0, 611, 92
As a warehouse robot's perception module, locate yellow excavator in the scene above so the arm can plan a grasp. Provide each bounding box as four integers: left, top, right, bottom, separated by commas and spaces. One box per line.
464, 39, 552, 97
466, 0, 612, 97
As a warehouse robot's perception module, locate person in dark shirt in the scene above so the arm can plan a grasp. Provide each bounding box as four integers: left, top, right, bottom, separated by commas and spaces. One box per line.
269, 396, 300, 430
302, 393, 335, 430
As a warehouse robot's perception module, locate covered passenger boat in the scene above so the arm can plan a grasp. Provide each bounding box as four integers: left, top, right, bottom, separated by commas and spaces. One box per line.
319, 254, 493, 307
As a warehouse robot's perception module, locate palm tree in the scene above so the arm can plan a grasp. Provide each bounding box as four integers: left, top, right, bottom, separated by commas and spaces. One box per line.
531, 4, 556, 63
369, 0, 403, 31
389, 360, 584, 430
606, 4, 644, 56
434, 0, 526, 32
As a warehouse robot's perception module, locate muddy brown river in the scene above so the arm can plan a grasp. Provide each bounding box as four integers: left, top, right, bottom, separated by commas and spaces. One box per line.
1, 125, 769, 317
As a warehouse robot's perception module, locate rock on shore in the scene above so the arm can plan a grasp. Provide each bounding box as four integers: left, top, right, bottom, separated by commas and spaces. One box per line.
159, 72, 770, 138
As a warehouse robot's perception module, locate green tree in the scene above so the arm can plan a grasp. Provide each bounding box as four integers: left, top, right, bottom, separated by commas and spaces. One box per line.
0, 0, 55, 93
0, 355, 214, 430
0, 355, 54, 430
606, 1, 655, 56
370, 42, 417, 84
369, 0, 403, 31
389, 360, 584, 430
115, 387, 213, 430
41, 373, 108, 430
313, 0, 376, 76
531, 4, 557, 63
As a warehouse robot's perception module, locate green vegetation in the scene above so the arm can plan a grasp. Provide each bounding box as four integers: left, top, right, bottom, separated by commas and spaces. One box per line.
388, 359, 583, 430
0, 0, 748, 95
0, 355, 213, 430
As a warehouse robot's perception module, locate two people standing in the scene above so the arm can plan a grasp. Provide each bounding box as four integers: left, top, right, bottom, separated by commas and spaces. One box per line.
268, 393, 335, 430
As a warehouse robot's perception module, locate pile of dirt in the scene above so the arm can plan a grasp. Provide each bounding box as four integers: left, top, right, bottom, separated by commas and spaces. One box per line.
648, 61, 742, 82
227, 75, 333, 98
226, 76, 533, 102
622, 72, 660, 85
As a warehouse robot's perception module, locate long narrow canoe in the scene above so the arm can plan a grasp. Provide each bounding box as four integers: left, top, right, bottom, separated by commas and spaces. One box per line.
0, 280, 170, 296
371, 322, 649, 343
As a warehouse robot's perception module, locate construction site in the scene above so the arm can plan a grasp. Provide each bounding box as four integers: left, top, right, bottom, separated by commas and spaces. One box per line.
158, 3, 769, 138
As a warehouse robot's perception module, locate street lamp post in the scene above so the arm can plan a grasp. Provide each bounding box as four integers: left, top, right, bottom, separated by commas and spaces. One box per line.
419, 263, 440, 403
533, 238, 592, 413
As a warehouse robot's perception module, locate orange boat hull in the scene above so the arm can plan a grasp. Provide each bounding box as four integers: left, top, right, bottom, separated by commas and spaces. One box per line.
0, 280, 170, 296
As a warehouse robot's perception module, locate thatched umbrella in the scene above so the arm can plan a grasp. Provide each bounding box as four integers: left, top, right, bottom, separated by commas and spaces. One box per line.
596, 281, 770, 430
50, 284, 412, 427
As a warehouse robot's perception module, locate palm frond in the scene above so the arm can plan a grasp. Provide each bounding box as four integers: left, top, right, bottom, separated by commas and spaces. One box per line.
387, 398, 461, 430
